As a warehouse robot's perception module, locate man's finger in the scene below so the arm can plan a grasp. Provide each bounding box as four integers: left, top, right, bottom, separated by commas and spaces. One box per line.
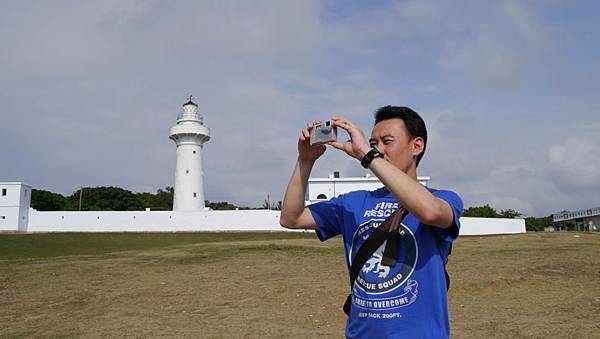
327, 141, 344, 150
300, 130, 308, 141
333, 120, 351, 130
333, 118, 356, 130
331, 116, 354, 127
331, 116, 348, 121
302, 128, 310, 139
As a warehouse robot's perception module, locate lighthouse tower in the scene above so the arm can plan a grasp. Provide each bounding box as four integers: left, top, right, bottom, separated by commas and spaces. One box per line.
169, 96, 210, 211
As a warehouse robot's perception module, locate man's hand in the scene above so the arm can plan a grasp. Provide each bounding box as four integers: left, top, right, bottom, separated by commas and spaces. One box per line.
280, 121, 324, 230
328, 117, 371, 160
298, 121, 326, 163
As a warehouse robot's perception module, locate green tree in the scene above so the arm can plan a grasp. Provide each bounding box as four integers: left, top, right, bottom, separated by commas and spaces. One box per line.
136, 187, 173, 210
31, 189, 67, 211
525, 215, 553, 232
462, 204, 501, 218
499, 209, 523, 218
136, 192, 156, 209
30, 186, 176, 211
66, 187, 144, 211
205, 201, 237, 210
153, 187, 174, 210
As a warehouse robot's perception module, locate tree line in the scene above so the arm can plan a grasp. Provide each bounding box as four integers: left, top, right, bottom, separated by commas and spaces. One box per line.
31, 188, 552, 231
31, 186, 251, 211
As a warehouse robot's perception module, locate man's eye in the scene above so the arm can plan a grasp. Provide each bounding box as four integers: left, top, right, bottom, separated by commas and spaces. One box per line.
383, 140, 392, 144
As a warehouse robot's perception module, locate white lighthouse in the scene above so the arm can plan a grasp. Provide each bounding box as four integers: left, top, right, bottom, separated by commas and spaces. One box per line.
169, 96, 210, 211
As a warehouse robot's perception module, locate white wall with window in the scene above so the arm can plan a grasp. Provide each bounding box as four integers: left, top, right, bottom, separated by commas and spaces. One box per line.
0, 182, 32, 231
306, 172, 430, 204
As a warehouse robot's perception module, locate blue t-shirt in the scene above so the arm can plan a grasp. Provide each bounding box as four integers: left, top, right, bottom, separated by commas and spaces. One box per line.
308, 187, 463, 339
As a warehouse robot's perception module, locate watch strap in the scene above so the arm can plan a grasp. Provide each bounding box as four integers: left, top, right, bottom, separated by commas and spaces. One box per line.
360, 147, 384, 168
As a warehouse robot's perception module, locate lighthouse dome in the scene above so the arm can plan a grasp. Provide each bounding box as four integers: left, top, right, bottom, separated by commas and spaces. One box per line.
182, 98, 198, 115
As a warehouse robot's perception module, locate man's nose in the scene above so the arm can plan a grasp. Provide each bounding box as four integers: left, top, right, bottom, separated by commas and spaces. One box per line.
376, 143, 388, 158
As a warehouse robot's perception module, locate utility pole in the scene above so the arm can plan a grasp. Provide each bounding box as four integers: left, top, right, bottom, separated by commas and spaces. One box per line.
78, 187, 83, 211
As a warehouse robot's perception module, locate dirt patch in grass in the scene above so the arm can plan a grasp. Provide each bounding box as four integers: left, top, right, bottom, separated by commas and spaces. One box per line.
1, 232, 599, 338
448, 232, 600, 338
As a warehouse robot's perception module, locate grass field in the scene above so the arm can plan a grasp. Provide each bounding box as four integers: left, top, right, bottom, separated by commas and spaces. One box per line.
1, 232, 599, 338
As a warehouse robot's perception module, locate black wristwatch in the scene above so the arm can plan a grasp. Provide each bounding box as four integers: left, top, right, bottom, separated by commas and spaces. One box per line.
360, 146, 384, 168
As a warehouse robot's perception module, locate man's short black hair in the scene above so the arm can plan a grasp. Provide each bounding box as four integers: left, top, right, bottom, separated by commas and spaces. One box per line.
374, 106, 427, 166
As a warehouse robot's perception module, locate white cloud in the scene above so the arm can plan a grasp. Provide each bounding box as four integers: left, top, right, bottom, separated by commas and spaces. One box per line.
1, 1, 597, 215
438, 1, 550, 88
547, 136, 600, 189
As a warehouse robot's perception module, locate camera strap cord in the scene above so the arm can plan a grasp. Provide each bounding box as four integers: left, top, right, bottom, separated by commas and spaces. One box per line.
343, 207, 451, 316
343, 207, 408, 316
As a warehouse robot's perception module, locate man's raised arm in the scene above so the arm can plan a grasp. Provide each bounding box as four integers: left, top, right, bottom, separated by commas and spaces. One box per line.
280, 122, 325, 230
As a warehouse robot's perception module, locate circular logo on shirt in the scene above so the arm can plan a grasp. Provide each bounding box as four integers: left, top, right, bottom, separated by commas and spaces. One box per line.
350, 219, 418, 295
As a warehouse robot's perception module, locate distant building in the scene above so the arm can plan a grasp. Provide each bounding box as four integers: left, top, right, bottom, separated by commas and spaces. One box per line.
0, 182, 31, 232
553, 207, 600, 232
306, 171, 430, 205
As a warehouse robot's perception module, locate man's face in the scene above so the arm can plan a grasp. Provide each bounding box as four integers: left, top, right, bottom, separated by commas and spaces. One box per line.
368, 118, 424, 173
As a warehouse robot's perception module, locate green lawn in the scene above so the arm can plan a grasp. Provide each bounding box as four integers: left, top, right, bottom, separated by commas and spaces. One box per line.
0, 231, 314, 260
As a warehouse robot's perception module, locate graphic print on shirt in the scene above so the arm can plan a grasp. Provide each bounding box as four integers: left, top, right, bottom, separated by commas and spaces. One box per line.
349, 203, 419, 311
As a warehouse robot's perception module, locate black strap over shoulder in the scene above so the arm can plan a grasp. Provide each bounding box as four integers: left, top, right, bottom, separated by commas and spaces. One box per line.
347, 227, 390, 288
445, 243, 453, 290
343, 208, 408, 316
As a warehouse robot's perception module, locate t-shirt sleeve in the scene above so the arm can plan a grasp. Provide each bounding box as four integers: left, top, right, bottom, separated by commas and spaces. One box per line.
432, 190, 463, 242
307, 195, 344, 242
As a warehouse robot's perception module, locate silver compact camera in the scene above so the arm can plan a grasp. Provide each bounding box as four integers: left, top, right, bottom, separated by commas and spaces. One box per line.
310, 120, 337, 146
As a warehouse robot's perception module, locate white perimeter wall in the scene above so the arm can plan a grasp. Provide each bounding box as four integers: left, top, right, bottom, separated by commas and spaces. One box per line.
27, 209, 287, 232
459, 217, 526, 236
25, 209, 525, 235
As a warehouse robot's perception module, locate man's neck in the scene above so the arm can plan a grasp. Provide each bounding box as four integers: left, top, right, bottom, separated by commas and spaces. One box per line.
405, 164, 418, 181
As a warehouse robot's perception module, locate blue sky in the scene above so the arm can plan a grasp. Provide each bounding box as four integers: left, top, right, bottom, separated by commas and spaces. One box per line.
1, 0, 599, 216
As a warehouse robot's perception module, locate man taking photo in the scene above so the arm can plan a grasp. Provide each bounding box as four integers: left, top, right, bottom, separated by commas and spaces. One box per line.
280, 106, 463, 338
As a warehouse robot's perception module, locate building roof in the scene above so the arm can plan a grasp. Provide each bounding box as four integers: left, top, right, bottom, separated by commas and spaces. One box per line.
0, 182, 32, 187
553, 206, 600, 222
308, 174, 430, 183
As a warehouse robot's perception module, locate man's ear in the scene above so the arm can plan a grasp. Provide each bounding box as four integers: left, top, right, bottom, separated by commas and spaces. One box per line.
411, 137, 425, 158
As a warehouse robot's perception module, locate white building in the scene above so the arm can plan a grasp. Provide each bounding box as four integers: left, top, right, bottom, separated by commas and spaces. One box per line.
0, 182, 31, 232
307, 171, 429, 204
169, 97, 210, 211
553, 207, 600, 232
